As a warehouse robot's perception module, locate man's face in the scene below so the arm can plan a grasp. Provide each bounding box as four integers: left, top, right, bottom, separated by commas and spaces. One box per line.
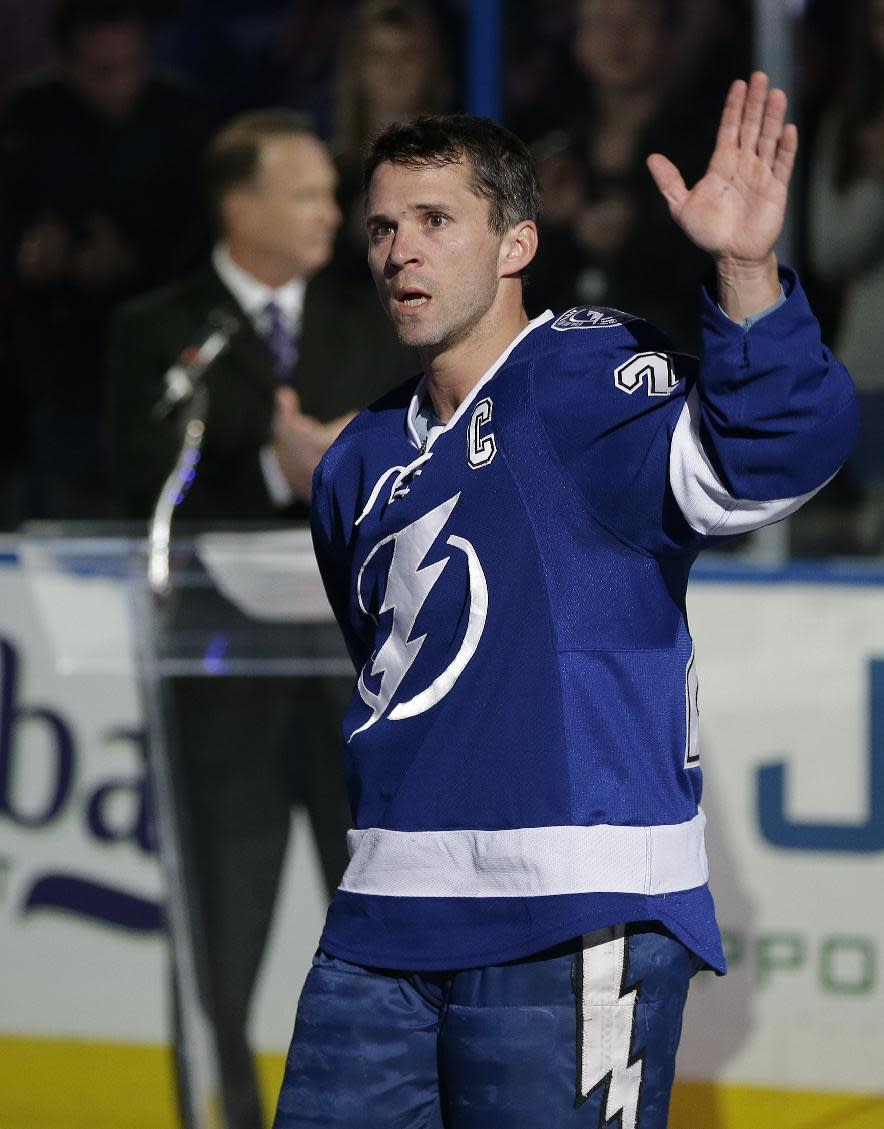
62, 22, 147, 120
365, 158, 505, 352
360, 24, 432, 119
233, 134, 341, 280
574, 0, 663, 93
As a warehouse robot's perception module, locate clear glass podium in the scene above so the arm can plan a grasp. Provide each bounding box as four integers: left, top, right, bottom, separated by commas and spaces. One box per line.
20, 522, 351, 1129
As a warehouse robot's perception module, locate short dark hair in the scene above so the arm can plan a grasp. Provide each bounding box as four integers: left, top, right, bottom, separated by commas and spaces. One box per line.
203, 108, 315, 223
364, 113, 543, 235
51, 0, 143, 54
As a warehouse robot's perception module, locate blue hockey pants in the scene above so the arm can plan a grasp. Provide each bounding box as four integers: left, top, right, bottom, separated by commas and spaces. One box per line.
273, 923, 703, 1129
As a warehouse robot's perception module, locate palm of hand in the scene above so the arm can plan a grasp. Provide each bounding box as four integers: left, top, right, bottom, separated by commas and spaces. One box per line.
647, 74, 797, 266
671, 145, 789, 263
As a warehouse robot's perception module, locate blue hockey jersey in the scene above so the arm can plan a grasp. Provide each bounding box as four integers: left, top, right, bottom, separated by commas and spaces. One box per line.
310, 270, 857, 974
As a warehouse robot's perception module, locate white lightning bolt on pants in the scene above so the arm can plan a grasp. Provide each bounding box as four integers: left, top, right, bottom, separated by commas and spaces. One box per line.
577, 926, 644, 1127
274, 926, 703, 1128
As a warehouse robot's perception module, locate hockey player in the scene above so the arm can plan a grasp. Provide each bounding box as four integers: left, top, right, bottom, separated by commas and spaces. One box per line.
273, 74, 857, 1128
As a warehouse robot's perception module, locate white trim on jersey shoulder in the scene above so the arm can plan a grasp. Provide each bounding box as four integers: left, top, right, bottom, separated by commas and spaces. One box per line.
404, 309, 554, 452
669, 389, 826, 536
340, 810, 708, 898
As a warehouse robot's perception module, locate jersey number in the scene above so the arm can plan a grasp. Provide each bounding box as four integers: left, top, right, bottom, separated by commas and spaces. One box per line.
615, 352, 678, 396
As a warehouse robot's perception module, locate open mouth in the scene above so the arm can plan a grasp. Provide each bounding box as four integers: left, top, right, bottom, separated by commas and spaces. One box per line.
394, 287, 431, 310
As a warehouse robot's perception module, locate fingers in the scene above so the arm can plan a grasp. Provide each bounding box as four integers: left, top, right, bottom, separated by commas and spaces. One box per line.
716, 72, 794, 172
739, 71, 769, 153
646, 153, 688, 214
715, 78, 747, 152
274, 385, 302, 419
773, 122, 799, 188
757, 85, 788, 166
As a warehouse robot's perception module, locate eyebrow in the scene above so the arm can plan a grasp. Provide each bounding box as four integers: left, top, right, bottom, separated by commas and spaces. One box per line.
365, 201, 454, 226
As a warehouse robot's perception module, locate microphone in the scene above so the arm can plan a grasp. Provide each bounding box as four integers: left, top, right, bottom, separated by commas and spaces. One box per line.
151, 310, 240, 420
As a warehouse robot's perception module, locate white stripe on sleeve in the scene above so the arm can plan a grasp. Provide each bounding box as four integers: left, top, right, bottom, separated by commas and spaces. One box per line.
669, 388, 823, 536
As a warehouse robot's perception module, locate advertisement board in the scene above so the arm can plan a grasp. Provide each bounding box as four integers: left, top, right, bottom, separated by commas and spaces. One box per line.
0, 545, 882, 1128
675, 569, 884, 1127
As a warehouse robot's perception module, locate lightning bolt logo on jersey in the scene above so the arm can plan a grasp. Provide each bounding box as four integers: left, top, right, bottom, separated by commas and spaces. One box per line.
350, 493, 488, 740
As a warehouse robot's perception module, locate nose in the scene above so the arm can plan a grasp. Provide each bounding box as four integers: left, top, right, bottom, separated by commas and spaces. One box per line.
386, 224, 422, 272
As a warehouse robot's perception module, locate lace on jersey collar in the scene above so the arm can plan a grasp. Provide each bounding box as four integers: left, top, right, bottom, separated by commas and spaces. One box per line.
354, 310, 553, 528
404, 310, 554, 453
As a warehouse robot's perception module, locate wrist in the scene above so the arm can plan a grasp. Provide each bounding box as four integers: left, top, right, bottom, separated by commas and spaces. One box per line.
714, 252, 780, 323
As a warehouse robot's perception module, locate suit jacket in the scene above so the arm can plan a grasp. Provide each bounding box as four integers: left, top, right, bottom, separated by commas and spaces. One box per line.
107, 261, 416, 521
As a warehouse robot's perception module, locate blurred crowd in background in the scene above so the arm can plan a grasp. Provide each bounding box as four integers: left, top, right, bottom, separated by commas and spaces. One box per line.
0, 0, 881, 555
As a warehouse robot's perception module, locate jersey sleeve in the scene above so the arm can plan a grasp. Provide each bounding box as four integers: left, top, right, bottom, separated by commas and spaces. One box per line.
669, 269, 858, 539
533, 270, 858, 555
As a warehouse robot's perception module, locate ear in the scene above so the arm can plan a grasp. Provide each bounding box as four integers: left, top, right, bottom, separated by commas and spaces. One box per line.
499, 221, 538, 279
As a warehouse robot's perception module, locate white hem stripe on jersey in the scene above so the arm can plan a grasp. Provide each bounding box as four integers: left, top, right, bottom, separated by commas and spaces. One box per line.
341, 811, 708, 898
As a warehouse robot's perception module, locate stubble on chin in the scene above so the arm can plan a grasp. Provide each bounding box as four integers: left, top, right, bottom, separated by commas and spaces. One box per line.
384, 300, 445, 350
392, 322, 443, 351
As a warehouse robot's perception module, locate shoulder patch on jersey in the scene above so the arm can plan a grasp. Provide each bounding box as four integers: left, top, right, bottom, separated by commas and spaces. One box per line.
551, 306, 639, 332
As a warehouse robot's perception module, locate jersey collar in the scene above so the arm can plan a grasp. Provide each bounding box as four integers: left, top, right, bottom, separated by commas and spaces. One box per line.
405, 310, 554, 452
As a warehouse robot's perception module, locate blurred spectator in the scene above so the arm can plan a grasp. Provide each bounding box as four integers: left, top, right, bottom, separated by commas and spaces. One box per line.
107, 109, 415, 1129
261, 4, 364, 141
665, 0, 751, 107
526, 0, 719, 349
793, 0, 852, 348
807, 0, 884, 393
503, 0, 578, 138
801, 0, 851, 102
147, 0, 305, 119
330, 0, 457, 278
804, 0, 884, 553
505, 0, 748, 143
799, 0, 851, 136
0, 0, 55, 101
0, 0, 211, 523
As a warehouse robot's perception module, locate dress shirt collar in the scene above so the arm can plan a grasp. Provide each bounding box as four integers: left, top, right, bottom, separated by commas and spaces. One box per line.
212, 243, 306, 333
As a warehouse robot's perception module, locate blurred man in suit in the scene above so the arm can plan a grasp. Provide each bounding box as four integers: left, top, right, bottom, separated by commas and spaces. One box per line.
109, 108, 412, 518
107, 110, 415, 1129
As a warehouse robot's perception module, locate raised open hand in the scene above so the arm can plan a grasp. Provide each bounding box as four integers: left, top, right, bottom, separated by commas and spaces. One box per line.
646, 72, 797, 268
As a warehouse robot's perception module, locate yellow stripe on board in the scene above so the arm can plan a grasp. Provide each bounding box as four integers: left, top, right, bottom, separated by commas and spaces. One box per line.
0, 1037, 286, 1129
0, 1036, 882, 1129
257, 1050, 287, 1123
0, 1036, 178, 1129
671, 1080, 884, 1129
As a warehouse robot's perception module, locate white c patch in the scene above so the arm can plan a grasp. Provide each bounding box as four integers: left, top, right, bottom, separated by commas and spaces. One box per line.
468, 397, 496, 468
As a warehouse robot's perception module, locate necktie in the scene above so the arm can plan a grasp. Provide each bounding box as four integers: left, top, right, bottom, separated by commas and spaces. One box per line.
264, 301, 299, 384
